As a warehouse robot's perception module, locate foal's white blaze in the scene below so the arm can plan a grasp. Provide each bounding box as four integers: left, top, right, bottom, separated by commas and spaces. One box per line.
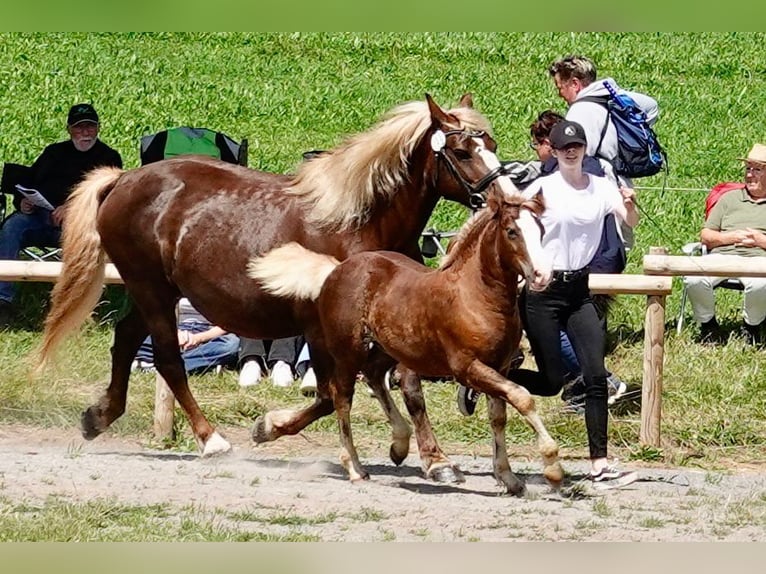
475, 139, 551, 288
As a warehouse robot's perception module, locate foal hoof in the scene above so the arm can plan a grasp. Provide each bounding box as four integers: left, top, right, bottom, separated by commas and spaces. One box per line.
251, 416, 273, 444
389, 444, 408, 466
427, 464, 466, 484
202, 431, 232, 457
80, 407, 104, 441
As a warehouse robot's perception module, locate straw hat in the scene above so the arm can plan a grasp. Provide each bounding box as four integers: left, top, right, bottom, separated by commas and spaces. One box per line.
739, 143, 766, 165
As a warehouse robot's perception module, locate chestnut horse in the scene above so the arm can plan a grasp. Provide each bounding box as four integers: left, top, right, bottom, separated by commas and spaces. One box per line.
250, 187, 563, 495
36, 94, 531, 472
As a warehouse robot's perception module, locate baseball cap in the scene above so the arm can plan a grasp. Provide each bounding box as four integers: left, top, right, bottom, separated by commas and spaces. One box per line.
67, 103, 99, 126
549, 120, 587, 149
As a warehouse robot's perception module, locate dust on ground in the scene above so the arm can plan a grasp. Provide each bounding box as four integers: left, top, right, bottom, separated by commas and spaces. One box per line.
1, 423, 765, 541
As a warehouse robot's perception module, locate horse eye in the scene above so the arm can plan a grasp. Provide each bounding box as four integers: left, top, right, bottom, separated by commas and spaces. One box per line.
452, 149, 472, 161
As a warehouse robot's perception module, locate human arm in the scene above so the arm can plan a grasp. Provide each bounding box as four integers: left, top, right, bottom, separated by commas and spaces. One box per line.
700, 227, 766, 250
179, 327, 228, 351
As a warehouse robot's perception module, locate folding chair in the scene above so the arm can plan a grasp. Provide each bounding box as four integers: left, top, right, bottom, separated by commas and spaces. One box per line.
140, 126, 248, 167
676, 182, 746, 334
0, 162, 62, 262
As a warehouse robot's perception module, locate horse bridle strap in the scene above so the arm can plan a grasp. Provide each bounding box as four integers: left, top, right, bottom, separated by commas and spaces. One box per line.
431, 129, 506, 211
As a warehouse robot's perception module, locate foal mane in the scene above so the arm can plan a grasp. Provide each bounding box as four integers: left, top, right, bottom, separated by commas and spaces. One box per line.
287, 99, 492, 231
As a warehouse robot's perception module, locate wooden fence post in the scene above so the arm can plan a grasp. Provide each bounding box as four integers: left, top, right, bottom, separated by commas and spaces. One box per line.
153, 373, 175, 440
640, 246, 667, 447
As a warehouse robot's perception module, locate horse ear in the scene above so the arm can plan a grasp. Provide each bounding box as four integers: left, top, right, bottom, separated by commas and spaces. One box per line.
486, 186, 502, 214
426, 93, 449, 127
457, 93, 474, 108
522, 191, 545, 218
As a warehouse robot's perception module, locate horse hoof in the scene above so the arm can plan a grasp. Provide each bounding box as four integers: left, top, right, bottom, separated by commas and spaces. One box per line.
202, 431, 232, 457
428, 464, 466, 484
504, 480, 527, 497
350, 472, 371, 483
80, 407, 103, 440
544, 461, 565, 487
389, 444, 408, 466
251, 416, 273, 443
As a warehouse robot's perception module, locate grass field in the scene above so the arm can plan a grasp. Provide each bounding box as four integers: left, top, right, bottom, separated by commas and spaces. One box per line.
1, 33, 765, 473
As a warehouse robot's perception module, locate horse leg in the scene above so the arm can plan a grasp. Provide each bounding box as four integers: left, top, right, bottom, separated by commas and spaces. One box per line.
138, 297, 230, 456
365, 366, 411, 466
81, 305, 148, 440
251, 343, 335, 443
398, 367, 465, 483
486, 396, 525, 496
467, 361, 563, 489
334, 365, 369, 482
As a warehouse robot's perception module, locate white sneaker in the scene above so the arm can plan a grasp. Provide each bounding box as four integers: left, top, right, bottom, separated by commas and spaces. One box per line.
238, 360, 263, 387
271, 360, 294, 387
299, 367, 317, 396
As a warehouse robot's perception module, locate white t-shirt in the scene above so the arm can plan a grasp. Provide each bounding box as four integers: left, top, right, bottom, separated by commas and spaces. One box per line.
523, 171, 624, 271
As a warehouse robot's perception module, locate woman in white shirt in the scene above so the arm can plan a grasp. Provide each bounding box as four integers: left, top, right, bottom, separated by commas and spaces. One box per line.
516, 120, 639, 488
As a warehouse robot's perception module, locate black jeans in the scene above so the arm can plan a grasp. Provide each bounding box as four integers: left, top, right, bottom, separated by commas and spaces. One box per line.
238, 336, 304, 369
511, 274, 609, 459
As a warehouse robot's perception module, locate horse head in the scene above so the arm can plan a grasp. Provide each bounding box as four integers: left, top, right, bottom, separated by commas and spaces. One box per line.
425, 93, 520, 211
486, 186, 544, 284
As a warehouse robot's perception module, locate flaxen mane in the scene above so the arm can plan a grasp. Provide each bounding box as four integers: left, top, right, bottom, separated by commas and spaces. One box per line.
288, 101, 492, 231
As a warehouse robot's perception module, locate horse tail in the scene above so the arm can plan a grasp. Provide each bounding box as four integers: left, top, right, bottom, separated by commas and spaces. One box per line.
35, 166, 125, 373
248, 242, 340, 301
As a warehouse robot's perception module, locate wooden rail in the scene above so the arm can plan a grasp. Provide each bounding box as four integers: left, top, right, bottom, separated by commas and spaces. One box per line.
1, 260, 673, 447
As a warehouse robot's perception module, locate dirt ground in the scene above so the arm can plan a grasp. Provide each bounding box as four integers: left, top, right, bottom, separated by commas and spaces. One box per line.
1, 423, 765, 542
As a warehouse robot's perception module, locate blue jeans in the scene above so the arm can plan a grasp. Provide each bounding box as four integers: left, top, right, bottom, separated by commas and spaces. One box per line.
559, 330, 581, 378
0, 210, 61, 302
135, 321, 240, 374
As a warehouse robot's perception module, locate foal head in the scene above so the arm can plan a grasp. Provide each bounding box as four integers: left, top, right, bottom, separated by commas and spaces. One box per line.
487, 187, 545, 282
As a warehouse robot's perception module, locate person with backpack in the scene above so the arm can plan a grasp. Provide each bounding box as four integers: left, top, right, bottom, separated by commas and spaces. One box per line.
682, 144, 766, 345
549, 55, 662, 250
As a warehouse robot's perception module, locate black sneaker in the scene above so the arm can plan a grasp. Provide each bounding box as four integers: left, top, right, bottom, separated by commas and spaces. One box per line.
589, 462, 638, 490
0, 300, 13, 330
457, 385, 481, 416
509, 348, 524, 370
740, 321, 763, 346
561, 374, 585, 403
699, 317, 721, 343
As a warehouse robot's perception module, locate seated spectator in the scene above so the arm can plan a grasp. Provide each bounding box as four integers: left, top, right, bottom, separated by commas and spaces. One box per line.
0, 103, 122, 328
238, 336, 306, 388
683, 143, 766, 344
132, 297, 240, 374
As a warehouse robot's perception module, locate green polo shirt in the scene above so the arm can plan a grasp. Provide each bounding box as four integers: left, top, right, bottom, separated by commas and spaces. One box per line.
705, 188, 766, 257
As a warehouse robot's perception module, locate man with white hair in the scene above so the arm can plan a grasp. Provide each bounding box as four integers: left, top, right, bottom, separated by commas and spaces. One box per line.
0, 103, 122, 327
683, 143, 766, 344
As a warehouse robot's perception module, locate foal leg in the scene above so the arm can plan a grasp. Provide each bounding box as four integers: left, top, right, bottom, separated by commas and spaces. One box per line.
81, 306, 147, 440
365, 366, 411, 466
398, 367, 465, 483
486, 396, 525, 496
467, 361, 563, 489
334, 365, 369, 482
251, 345, 336, 443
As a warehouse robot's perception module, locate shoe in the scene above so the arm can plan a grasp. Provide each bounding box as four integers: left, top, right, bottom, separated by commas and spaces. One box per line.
457, 385, 481, 416
238, 360, 263, 387
606, 374, 628, 405
0, 299, 13, 329
510, 348, 524, 370
561, 374, 585, 403
740, 321, 762, 346
300, 367, 317, 396
589, 461, 638, 490
271, 360, 294, 387
699, 317, 720, 343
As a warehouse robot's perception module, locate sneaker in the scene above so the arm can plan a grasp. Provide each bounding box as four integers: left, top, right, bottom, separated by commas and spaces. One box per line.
606, 374, 628, 405
271, 360, 294, 387
457, 385, 481, 416
740, 321, 763, 346
509, 348, 524, 370
300, 367, 317, 396
561, 374, 585, 403
589, 462, 638, 490
699, 317, 720, 343
238, 360, 263, 387
0, 299, 13, 329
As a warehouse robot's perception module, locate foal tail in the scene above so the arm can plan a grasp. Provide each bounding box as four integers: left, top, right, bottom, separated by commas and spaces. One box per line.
35, 166, 125, 373
248, 242, 340, 301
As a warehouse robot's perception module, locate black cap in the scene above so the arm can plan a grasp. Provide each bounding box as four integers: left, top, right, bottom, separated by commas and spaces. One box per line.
67, 103, 99, 126
549, 120, 587, 149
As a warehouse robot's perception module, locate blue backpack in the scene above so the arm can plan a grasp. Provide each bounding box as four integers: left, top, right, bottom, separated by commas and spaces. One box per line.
578, 81, 667, 179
